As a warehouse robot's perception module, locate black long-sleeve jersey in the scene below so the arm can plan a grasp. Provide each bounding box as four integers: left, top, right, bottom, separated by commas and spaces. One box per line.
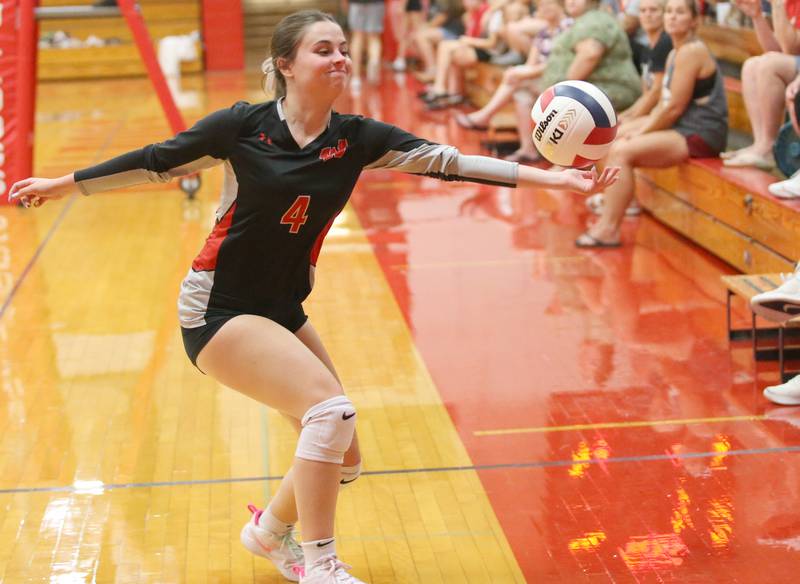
74, 99, 519, 329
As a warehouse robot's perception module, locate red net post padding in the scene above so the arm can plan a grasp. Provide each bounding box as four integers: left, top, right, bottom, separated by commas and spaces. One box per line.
1, 0, 37, 205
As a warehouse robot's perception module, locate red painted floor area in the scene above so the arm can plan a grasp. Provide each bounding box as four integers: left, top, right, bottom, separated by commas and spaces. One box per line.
340, 75, 800, 582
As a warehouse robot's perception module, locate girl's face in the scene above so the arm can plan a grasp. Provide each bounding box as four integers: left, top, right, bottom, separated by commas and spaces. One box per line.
280, 21, 351, 96
564, 0, 590, 17
639, 0, 665, 34
664, 0, 696, 36
538, 0, 564, 23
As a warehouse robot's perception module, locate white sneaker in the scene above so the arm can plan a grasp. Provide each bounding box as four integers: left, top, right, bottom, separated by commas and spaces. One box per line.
764, 375, 800, 405
241, 505, 305, 581
750, 264, 800, 322
300, 555, 365, 583
392, 57, 406, 72
769, 171, 800, 199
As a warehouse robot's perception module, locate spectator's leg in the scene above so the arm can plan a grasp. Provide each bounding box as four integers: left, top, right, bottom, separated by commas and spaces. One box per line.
351, 30, 365, 83
415, 27, 444, 80
752, 52, 797, 156
431, 40, 460, 94
722, 55, 761, 158
513, 90, 537, 155
588, 131, 688, 243
505, 17, 546, 56
466, 67, 530, 125
446, 45, 478, 95
394, 9, 408, 67
366, 32, 382, 83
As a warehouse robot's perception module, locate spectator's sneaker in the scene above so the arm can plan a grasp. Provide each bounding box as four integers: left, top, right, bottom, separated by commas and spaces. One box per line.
300, 555, 365, 584
764, 375, 800, 406
750, 264, 800, 323
768, 171, 800, 199
241, 504, 304, 581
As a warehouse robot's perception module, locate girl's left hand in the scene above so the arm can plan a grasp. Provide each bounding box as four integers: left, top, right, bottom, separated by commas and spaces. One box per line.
563, 166, 620, 195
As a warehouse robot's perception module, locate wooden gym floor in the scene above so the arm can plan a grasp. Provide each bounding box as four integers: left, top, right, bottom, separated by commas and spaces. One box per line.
2, 68, 800, 583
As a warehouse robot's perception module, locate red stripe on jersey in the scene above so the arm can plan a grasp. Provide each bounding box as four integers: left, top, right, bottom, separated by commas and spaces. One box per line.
583, 126, 618, 145
192, 203, 237, 271
310, 213, 338, 266
539, 87, 555, 111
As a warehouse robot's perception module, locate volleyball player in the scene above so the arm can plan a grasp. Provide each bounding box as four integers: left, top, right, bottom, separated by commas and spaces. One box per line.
10, 10, 619, 583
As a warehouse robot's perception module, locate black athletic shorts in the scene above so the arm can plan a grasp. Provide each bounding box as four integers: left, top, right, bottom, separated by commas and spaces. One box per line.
476, 48, 492, 63
181, 304, 308, 370
406, 0, 422, 12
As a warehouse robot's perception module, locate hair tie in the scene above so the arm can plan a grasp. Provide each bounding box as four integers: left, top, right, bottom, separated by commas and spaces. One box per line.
261, 56, 277, 95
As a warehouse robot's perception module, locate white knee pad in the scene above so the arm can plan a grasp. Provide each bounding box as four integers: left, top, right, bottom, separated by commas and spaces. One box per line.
340, 462, 362, 489
296, 396, 356, 464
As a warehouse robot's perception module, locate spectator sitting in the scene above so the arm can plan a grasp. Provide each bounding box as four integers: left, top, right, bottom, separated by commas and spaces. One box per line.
767, 74, 800, 197
414, 0, 468, 82
542, 0, 641, 113
576, 0, 728, 248
420, 0, 532, 109
452, 0, 569, 152
488, 0, 641, 162
392, 0, 426, 72
721, 0, 800, 169
618, 0, 672, 124
622, 0, 650, 74
587, 0, 672, 215
348, 0, 386, 91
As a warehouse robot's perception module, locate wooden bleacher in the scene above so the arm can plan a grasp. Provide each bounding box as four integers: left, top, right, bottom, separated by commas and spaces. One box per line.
37, 0, 203, 81
698, 23, 762, 67
721, 273, 800, 381
634, 161, 793, 273
462, 23, 795, 275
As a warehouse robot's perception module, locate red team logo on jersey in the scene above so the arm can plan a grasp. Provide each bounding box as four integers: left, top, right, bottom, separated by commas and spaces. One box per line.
320, 139, 348, 161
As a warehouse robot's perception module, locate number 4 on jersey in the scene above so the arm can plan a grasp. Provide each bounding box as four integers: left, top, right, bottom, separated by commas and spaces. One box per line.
281, 195, 310, 234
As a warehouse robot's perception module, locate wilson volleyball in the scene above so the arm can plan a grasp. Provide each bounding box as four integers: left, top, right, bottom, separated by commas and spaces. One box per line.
531, 80, 618, 168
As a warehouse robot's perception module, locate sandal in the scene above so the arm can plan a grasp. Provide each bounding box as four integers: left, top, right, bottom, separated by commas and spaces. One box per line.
454, 111, 488, 131
504, 149, 542, 164
426, 94, 465, 110
418, 90, 445, 103
575, 232, 621, 248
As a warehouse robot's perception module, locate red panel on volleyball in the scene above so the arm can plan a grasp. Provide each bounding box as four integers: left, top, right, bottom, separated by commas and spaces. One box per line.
202, 0, 244, 71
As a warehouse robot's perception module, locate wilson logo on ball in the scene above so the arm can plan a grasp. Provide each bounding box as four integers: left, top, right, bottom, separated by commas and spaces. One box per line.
534, 109, 558, 142
530, 81, 618, 168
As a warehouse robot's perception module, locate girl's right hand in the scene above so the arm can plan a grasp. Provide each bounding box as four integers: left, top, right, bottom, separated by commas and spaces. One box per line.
8, 176, 72, 208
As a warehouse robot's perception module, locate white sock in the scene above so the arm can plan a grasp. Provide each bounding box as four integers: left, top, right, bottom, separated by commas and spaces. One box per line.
302, 537, 336, 569
258, 505, 293, 536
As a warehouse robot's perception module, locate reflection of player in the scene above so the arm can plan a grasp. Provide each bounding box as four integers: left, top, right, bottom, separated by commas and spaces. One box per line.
11, 10, 618, 584
459, 185, 548, 249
